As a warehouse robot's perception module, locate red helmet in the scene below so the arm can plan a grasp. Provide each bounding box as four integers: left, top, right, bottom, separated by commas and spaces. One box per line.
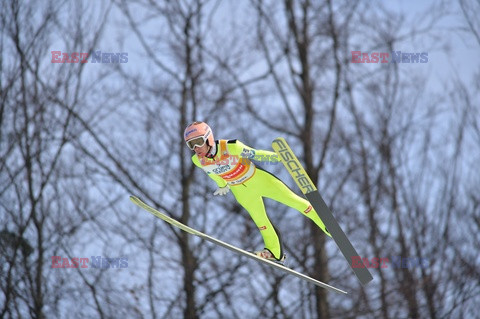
184, 121, 214, 150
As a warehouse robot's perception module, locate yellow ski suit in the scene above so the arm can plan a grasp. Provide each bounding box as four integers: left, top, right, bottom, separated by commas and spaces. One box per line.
192, 139, 330, 260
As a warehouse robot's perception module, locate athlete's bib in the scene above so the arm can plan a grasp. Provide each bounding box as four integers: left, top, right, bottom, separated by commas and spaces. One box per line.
198, 140, 256, 186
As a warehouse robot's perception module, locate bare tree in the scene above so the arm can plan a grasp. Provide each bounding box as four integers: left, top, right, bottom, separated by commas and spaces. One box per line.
102, 0, 257, 317
0, 1, 126, 317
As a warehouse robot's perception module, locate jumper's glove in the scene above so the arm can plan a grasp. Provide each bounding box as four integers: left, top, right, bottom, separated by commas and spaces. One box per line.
213, 185, 230, 196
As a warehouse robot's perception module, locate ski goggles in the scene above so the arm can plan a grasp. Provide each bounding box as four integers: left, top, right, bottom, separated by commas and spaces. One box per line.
186, 136, 207, 150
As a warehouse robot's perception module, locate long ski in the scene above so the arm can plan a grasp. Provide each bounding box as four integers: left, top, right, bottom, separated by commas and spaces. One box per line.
129, 195, 347, 294
271, 137, 373, 286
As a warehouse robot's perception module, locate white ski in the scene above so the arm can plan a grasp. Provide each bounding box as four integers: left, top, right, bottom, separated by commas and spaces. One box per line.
129, 195, 347, 295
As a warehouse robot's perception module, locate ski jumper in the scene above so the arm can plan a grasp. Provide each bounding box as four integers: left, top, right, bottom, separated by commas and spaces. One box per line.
191, 139, 331, 260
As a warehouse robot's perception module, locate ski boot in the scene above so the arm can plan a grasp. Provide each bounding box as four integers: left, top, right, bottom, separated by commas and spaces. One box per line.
254, 248, 286, 265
